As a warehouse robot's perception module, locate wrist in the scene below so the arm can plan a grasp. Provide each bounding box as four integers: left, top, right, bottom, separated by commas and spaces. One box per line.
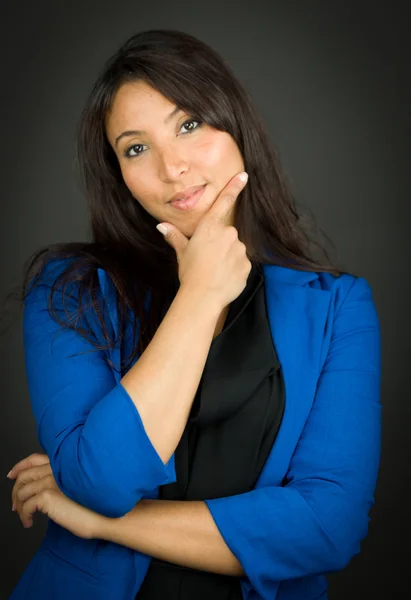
93, 514, 117, 541
96, 501, 148, 544
177, 283, 224, 320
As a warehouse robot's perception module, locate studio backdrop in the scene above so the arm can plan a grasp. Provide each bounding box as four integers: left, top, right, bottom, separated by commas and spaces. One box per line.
1, 1, 409, 598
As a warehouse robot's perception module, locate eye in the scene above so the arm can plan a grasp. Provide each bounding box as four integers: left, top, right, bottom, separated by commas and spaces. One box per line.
123, 143, 146, 158
123, 118, 203, 159
179, 118, 202, 134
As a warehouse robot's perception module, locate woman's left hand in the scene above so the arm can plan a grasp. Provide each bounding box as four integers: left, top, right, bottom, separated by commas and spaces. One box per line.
7, 453, 105, 539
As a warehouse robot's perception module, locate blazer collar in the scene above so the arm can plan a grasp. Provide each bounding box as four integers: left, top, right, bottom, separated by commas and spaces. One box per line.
263, 263, 321, 286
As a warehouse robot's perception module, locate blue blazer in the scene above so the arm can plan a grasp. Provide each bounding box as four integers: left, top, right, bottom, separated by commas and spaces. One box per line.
10, 259, 381, 600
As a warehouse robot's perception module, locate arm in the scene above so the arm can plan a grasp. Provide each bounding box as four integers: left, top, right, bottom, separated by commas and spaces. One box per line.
24, 259, 221, 518
198, 277, 381, 596
9, 456, 242, 576
100, 499, 244, 577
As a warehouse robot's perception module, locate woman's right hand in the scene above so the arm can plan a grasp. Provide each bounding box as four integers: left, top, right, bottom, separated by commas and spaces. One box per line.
158, 171, 251, 310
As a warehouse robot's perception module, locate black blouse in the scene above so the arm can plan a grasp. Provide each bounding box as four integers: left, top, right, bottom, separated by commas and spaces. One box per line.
136, 264, 285, 599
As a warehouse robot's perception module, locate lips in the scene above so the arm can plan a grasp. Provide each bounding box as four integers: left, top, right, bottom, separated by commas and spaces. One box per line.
169, 184, 206, 211
168, 184, 205, 204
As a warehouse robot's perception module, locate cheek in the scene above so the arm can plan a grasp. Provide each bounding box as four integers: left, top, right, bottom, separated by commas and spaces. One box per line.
120, 165, 139, 193
198, 140, 225, 166
195, 133, 243, 175
120, 168, 155, 211
121, 167, 153, 203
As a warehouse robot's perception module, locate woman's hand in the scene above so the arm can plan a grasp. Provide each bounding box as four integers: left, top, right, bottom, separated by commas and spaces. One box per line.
7, 453, 106, 539
9, 453, 54, 518
160, 171, 251, 309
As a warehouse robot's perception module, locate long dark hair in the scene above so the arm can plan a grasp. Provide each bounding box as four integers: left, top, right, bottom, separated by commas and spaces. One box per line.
0, 29, 346, 373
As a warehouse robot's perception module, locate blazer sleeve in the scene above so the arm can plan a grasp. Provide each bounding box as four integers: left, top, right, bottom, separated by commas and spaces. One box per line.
204, 276, 382, 596
23, 261, 176, 518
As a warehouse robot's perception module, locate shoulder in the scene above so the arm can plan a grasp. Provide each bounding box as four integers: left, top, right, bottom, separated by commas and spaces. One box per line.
23, 257, 112, 344
26, 257, 79, 292
317, 272, 378, 326
262, 263, 375, 313
26, 256, 102, 297
24, 256, 100, 318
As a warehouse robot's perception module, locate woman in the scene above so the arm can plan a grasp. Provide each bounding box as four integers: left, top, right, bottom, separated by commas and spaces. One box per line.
5, 29, 381, 600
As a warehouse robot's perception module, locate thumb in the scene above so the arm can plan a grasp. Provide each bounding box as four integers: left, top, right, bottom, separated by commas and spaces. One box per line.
156, 223, 189, 259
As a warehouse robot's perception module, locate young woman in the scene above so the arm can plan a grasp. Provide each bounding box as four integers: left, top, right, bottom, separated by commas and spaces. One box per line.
6, 29, 381, 600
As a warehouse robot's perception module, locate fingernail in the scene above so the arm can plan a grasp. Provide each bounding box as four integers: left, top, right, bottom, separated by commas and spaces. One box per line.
238, 172, 248, 183
7, 470, 12, 478
156, 224, 168, 236
12, 504, 15, 511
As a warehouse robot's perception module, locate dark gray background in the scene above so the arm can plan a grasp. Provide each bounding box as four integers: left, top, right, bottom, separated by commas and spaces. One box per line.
1, 0, 409, 598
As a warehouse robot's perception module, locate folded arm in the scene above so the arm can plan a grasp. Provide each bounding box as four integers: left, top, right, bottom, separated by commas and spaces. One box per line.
100, 498, 244, 576
23, 260, 176, 518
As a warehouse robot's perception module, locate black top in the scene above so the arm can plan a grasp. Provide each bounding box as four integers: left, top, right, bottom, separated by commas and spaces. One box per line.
136, 264, 285, 600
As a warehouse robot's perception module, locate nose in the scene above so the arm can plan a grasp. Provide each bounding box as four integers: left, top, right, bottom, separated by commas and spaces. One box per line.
156, 144, 189, 182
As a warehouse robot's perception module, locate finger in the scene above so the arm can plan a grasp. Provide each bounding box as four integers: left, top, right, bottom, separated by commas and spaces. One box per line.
12, 465, 52, 513
15, 479, 45, 524
16, 476, 56, 526
157, 222, 189, 262
16, 474, 55, 505
7, 453, 49, 479
12, 464, 53, 511
206, 172, 248, 225
20, 489, 51, 529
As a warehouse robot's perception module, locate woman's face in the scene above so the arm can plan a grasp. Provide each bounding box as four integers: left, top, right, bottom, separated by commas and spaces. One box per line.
105, 80, 245, 238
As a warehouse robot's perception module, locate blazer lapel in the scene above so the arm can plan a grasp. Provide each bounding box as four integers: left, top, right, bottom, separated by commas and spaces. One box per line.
257, 264, 332, 487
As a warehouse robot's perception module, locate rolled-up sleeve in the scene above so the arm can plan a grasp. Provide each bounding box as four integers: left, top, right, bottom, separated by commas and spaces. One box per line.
204, 276, 381, 598
23, 262, 176, 518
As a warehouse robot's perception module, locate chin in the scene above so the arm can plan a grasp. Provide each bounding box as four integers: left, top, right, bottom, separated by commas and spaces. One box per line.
169, 217, 201, 239
182, 226, 196, 239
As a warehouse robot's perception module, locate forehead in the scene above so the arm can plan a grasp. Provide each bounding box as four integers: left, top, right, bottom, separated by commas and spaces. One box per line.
105, 80, 176, 137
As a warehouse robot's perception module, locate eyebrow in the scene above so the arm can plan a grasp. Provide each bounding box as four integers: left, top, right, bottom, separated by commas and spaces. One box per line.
114, 106, 182, 147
